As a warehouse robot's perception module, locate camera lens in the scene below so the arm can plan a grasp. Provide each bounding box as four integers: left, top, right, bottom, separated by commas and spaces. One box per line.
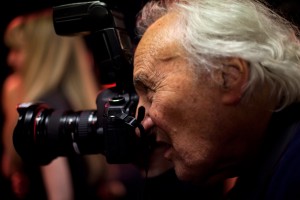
13, 88, 154, 166
13, 102, 102, 165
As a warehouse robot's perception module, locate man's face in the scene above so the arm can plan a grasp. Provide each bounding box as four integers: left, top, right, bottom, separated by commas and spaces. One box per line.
133, 13, 249, 185
134, 12, 230, 184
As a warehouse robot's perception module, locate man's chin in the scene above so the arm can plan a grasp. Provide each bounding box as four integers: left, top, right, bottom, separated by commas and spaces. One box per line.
140, 144, 174, 178
173, 165, 231, 187
143, 164, 173, 178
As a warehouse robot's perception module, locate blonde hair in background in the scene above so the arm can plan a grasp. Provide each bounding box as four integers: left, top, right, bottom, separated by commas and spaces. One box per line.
4, 9, 99, 110
3, 9, 106, 196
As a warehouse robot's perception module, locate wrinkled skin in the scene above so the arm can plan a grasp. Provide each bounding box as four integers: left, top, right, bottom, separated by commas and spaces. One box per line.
133, 13, 274, 186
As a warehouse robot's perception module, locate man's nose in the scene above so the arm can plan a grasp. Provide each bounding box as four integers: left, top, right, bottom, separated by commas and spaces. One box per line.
135, 115, 154, 137
141, 116, 154, 130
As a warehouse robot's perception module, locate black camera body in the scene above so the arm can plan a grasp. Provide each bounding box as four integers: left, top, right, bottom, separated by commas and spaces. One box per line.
13, 1, 151, 165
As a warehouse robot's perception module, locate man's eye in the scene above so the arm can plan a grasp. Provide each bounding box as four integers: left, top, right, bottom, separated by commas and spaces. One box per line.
141, 85, 154, 100
147, 91, 154, 103
134, 80, 147, 93
135, 81, 154, 102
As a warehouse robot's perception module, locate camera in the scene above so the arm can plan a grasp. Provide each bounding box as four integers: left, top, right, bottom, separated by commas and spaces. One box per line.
13, 0, 153, 166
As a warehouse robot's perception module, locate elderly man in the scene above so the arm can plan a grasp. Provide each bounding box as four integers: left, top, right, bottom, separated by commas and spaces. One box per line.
133, 0, 300, 199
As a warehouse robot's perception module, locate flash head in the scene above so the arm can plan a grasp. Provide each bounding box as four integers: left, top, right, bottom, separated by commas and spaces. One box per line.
53, 1, 123, 35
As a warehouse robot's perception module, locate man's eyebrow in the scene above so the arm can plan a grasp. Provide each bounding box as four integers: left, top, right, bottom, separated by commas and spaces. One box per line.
133, 72, 150, 88
133, 74, 145, 86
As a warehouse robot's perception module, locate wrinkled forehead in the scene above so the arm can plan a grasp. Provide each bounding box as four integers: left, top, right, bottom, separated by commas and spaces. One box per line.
135, 12, 184, 61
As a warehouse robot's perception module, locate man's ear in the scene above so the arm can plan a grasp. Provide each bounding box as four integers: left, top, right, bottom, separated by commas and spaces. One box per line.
219, 58, 249, 105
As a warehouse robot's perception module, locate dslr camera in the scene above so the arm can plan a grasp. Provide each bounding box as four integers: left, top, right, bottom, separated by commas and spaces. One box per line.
13, 0, 152, 166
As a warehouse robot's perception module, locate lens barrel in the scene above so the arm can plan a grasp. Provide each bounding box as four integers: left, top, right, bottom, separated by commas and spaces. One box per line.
13, 103, 102, 165
13, 98, 150, 165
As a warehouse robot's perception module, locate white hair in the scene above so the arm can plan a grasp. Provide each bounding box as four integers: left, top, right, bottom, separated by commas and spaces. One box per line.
136, 0, 300, 110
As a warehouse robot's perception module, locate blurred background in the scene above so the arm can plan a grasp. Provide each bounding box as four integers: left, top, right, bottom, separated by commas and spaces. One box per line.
0, 0, 146, 86
0, 0, 52, 85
